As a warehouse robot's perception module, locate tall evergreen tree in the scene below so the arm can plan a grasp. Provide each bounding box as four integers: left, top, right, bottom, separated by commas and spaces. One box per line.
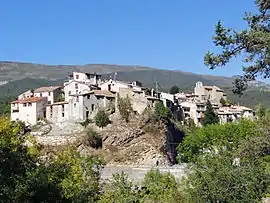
204, 0, 270, 93
169, 85, 180, 94
203, 100, 219, 126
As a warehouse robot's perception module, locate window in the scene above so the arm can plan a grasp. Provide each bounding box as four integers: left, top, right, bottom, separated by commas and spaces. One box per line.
74, 103, 76, 108
48, 92, 51, 96
62, 105, 65, 111
48, 101, 51, 104
76, 75, 79, 79
12, 109, 19, 113
91, 104, 95, 111
40, 93, 42, 97
69, 91, 71, 95
62, 113, 65, 117
23, 103, 27, 107
28, 103, 32, 107
87, 95, 90, 99
50, 106, 53, 117
75, 83, 78, 89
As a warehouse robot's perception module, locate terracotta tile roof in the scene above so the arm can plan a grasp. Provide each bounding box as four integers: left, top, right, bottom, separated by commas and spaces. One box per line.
11, 97, 46, 104
34, 86, 61, 93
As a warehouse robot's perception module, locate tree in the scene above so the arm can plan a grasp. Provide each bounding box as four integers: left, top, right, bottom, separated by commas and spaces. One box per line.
177, 119, 260, 162
204, 0, 270, 93
99, 171, 139, 203
118, 96, 133, 122
142, 169, 184, 203
183, 149, 269, 203
220, 97, 227, 106
95, 109, 110, 128
154, 101, 171, 125
203, 100, 219, 126
169, 85, 179, 94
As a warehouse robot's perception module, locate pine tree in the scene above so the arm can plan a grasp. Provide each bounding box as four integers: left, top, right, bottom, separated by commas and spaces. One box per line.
203, 100, 219, 126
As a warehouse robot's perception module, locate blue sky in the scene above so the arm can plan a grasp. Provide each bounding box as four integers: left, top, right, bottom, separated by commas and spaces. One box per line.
0, 0, 257, 77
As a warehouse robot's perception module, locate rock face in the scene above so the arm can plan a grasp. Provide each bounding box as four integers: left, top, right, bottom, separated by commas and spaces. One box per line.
32, 114, 184, 167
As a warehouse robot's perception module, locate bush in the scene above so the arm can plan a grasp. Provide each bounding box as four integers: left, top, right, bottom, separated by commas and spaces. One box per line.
83, 128, 102, 149
95, 110, 110, 128
118, 96, 133, 122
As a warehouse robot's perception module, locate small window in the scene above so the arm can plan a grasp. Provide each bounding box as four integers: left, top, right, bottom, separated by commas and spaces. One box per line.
40, 93, 42, 97
69, 91, 71, 95
23, 103, 27, 107
74, 103, 76, 108
91, 104, 95, 111
87, 95, 90, 99
62, 113, 65, 117
76, 75, 79, 79
62, 105, 65, 111
48, 92, 51, 96
48, 101, 51, 104
28, 103, 32, 107
75, 83, 78, 89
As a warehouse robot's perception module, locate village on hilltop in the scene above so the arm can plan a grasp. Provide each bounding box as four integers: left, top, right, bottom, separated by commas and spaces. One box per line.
10, 71, 255, 127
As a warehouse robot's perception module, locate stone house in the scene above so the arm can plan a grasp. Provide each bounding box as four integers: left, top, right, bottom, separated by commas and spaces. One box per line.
46, 101, 69, 123
10, 97, 47, 126
34, 86, 62, 104
194, 81, 227, 105
64, 72, 101, 101
100, 79, 143, 93
218, 106, 255, 124
68, 90, 115, 121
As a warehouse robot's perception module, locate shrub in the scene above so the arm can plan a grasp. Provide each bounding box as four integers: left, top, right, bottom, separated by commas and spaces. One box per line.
118, 96, 133, 122
83, 128, 102, 149
95, 110, 110, 128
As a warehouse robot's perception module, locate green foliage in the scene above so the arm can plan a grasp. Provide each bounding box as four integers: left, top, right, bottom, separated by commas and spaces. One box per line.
204, 1, 270, 92
169, 85, 179, 94
177, 119, 261, 162
142, 169, 184, 203
79, 118, 91, 128
95, 109, 110, 128
0, 117, 104, 202
118, 96, 133, 122
83, 128, 102, 149
220, 97, 227, 106
183, 151, 269, 203
154, 101, 171, 125
203, 100, 219, 126
99, 171, 139, 203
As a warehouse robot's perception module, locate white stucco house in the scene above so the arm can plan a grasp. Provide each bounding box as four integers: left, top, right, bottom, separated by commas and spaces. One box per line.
46, 101, 69, 123
10, 97, 48, 126
64, 72, 101, 101
100, 79, 143, 93
34, 86, 62, 104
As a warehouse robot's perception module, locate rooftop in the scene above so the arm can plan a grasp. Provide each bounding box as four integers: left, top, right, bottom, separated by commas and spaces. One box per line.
34, 86, 61, 93
11, 97, 46, 104
47, 101, 68, 106
79, 90, 115, 97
